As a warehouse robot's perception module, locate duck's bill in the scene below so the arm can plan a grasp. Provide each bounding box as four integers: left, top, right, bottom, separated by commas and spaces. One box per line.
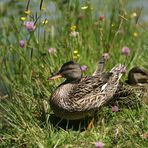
48, 73, 63, 80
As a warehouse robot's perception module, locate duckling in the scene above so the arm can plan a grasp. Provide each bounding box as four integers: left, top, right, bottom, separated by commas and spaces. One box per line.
48, 60, 125, 120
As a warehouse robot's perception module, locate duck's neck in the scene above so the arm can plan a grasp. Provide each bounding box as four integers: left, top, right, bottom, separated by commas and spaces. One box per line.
63, 78, 81, 84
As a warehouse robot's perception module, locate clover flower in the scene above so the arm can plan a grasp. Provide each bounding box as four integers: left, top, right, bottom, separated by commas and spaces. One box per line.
81, 65, 87, 72
112, 106, 119, 112
19, 40, 25, 48
95, 141, 104, 148
99, 15, 105, 21
48, 48, 56, 54
24, 21, 36, 32
121, 46, 130, 56
103, 53, 109, 60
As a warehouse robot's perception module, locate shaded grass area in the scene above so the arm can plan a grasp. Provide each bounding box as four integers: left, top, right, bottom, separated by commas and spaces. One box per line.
0, 0, 148, 147
1, 92, 148, 147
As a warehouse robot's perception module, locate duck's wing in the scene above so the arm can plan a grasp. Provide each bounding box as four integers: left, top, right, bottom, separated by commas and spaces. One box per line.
68, 64, 125, 112
70, 92, 110, 111
69, 74, 114, 112
71, 73, 112, 101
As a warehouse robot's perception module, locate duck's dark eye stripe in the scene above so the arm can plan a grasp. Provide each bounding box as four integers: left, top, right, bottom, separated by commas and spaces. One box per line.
60, 67, 75, 72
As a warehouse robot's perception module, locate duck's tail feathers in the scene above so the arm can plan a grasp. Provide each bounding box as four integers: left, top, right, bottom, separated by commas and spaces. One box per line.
93, 58, 105, 76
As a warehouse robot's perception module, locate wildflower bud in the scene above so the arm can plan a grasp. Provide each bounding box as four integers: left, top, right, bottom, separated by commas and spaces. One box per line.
24, 21, 36, 32
48, 48, 56, 54
19, 40, 25, 48
102, 53, 109, 60
81, 65, 87, 72
99, 15, 105, 21
95, 141, 104, 148
112, 106, 119, 112
121, 46, 130, 56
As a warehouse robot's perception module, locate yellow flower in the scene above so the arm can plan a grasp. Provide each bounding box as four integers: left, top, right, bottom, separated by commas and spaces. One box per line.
111, 24, 115, 27
73, 56, 77, 60
70, 25, 77, 31
24, 10, 31, 15
81, 6, 88, 10
41, 6, 46, 11
20, 17, 26, 21
73, 50, 80, 60
73, 50, 78, 54
42, 19, 48, 25
133, 32, 138, 37
77, 54, 80, 58
45, 28, 50, 32
131, 12, 137, 18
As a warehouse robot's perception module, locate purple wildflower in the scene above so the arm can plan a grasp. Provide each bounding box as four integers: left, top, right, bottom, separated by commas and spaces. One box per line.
81, 65, 87, 72
19, 40, 25, 48
24, 21, 36, 32
121, 46, 130, 56
95, 141, 104, 148
112, 106, 119, 112
103, 53, 109, 60
48, 48, 56, 54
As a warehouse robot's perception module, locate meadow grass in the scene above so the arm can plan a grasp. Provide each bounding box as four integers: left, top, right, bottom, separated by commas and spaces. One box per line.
0, 0, 148, 147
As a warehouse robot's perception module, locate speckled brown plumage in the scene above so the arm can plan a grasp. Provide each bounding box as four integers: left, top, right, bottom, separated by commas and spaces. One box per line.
49, 60, 125, 120
110, 66, 148, 106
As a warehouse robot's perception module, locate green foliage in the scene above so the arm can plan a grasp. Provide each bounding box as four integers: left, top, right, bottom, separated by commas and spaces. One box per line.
0, 0, 148, 147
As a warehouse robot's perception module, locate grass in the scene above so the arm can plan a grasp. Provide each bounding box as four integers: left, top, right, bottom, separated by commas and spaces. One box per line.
0, 0, 148, 147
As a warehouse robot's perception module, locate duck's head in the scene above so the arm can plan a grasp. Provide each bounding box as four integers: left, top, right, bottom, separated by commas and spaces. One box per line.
126, 67, 148, 85
48, 61, 82, 81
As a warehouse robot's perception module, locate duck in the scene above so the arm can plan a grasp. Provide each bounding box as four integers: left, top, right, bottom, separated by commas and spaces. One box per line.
126, 66, 148, 85
112, 66, 148, 106
126, 66, 148, 104
48, 59, 125, 120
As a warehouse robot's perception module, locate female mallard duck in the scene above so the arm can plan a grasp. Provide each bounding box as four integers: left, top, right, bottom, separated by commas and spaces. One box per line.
48, 60, 125, 120
125, 66, 148, 104
112, 66, 148, 106
126, 66, 148, 85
